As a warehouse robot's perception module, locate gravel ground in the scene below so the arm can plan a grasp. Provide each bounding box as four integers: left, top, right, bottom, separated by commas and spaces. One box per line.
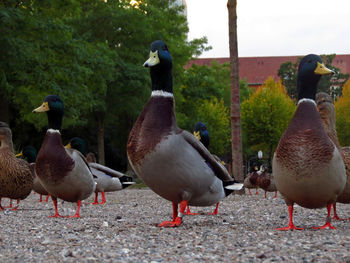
1, 188, 350, 262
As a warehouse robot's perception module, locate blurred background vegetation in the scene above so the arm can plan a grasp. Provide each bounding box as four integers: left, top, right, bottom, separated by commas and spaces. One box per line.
1, 0, 349, 174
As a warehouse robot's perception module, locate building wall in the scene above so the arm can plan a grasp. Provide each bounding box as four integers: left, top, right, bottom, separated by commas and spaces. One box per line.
186, 54, 350, 88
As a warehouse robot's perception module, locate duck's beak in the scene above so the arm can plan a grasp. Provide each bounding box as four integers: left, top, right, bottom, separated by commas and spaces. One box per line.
314, 62, 334, 75
65, 143, 72, 149
33, 102, 49, 113
143, 50, 160, 67
193, 131, 201, 141
15, 152, 23, 157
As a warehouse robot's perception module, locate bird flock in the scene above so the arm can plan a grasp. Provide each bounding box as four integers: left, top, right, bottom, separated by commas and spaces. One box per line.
0, 41, 349, 231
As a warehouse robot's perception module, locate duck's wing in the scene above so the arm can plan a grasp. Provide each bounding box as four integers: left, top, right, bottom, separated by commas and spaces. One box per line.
88, 162, 125, 178
65, 148, 97, 178
181, 130, 233, 182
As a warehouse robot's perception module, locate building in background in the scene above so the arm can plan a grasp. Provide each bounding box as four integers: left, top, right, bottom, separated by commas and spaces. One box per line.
187, 55, 350, 89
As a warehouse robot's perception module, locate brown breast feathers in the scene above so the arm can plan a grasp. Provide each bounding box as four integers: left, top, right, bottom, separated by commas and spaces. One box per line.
35, 131, 75, 183
127, 96, 176, 166
276, 102, 334, 177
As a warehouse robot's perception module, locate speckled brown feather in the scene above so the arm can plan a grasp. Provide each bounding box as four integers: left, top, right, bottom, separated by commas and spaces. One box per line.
243, 173, 257, 189
342, 147, 350, 177
275, 103, 334, 178
0, 126, 33, 200
127, 96, 177, 166
35, 131, 75, 184
337, 147, 350, 203
316, 92, 342, 150
257, 173, 277, 192
316, 93, 350, 203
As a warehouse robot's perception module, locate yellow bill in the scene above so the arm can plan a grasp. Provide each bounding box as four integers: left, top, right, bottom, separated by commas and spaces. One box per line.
33, 102, 49, 113
143, 50, 160, 67
314, 62, 334, 75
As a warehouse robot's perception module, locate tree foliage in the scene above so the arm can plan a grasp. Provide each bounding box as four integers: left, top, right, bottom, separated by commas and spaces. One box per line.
0, 0, 209, 169
194, 98, 230, 156
241, 77, 296, 160
176, 61, 252, 157
335, 79, 350, 146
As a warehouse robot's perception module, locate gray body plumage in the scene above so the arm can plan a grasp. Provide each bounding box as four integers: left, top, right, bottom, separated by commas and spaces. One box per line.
130, 129, 230, 206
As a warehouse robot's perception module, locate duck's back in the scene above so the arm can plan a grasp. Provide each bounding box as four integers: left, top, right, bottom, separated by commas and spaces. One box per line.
0, 148, 33, 199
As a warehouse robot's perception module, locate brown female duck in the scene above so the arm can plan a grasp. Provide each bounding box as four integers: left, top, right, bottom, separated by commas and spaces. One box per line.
273, 54, 346, 230
33, 95, 95, 218
316, 92, 350, 220
255, 165, 277, 198
244, 165, 260, 195
0, 122, 33, 210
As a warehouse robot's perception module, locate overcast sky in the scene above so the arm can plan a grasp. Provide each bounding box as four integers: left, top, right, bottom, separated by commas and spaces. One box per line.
186, 0, 350, 58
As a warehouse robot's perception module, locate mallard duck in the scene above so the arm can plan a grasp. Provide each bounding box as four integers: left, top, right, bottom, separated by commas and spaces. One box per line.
0, 122, 33, 210
255, 165, 277, 198
33, 95, 95, 218
17, 146, 50, 202
66, 137, 134, 205
193, 122, 210, 149
316, 92, 350, 220
273, 54, 346, 230
127, 40, 242, 227
244, 165, 260, 195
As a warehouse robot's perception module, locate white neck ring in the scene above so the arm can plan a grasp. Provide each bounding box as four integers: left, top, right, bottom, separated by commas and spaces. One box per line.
151, 90, 173, 98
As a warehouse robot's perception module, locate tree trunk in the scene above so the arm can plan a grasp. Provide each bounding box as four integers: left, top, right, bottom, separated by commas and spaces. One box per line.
227, 0, 244, 192
96, 113, 105, 165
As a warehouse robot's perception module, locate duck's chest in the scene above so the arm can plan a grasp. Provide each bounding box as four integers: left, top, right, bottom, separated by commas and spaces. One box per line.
35, 134, 74, 183
127, 96, 176, 166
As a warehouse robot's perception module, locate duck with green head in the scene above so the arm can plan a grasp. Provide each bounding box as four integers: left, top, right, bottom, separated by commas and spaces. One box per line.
273, 54, 346, 230
33, 95, 95, 218
0, 122, 33, 210
127, 41, 242, 227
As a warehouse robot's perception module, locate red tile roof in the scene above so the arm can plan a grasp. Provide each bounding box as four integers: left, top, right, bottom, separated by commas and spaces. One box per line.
186, 55, 350, 86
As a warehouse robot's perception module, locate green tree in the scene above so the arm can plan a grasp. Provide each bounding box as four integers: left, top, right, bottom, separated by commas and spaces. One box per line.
178, 61, 251, 131
241, 77, 296, 162
194, 98, 230, 156
0, 0, 209, 168
67, 0, 208, 164
335, 79, 350, 146
0, 3, 116, 151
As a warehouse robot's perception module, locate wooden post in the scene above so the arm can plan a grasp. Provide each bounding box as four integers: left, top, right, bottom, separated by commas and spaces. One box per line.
227, 0, 244, 192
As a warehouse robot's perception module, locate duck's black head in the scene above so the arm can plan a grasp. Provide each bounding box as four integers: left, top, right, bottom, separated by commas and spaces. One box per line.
193, 122, 210, 149
67, 137, 87, 156
144, 40, 173, 93
33, 95, 64, 130
297, 54, 334, 101
22, 146, 37, 163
